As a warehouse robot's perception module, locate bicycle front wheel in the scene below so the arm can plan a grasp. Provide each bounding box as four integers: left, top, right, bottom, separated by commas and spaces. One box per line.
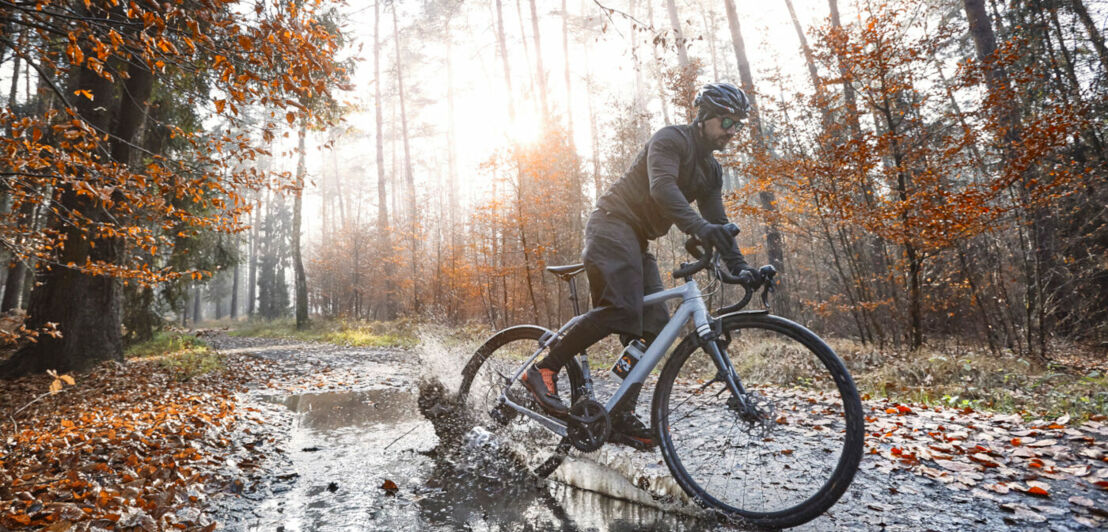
459, 325, 584, 478
652, 312, 864, 529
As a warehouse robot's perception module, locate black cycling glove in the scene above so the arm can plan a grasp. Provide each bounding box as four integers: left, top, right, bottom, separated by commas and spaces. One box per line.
731, 264, 760, 286
696, 223, 735, 253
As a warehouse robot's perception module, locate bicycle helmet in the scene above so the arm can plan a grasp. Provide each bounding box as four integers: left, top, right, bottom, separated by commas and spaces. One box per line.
694, 83, 751, 122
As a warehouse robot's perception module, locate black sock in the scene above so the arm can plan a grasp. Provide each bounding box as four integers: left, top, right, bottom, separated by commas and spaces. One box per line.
536, 318, 609, 372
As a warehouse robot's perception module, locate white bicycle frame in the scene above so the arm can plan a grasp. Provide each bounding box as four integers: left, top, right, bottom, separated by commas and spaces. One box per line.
498, 278, 721, 437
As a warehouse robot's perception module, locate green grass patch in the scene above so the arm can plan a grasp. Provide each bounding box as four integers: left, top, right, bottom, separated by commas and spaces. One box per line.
228, 317, 419, 348
125, 331, 223, 381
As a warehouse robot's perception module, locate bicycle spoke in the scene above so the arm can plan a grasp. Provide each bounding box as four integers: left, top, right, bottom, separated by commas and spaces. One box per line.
655, 314, 863, 527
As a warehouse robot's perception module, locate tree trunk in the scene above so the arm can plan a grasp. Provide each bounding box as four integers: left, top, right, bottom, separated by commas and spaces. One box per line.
495, 0, 516, 121
193, 283, 202, 323
586, 72, 601, 201
230, 261, 240, 319
1069, 0, 1108, 75
528, 0, 549, 117
964, 0, 1050, 360
515, 0, 536, 97
647, 0, 672, 125
561, 0, 574, 140
723, 0, 788, 308
828, 0, 864, 141
375, 0, 395, 319
1, 45, 152, 377
248, 194, 259, 316
393, 3, 419, 312
665, 0, 689, 67
293, 118, 309, 330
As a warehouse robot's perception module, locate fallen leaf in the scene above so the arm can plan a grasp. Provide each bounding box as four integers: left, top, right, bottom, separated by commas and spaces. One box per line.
1068, 495, 1094, 508
935, 459, 978, 473
984, 483, 1010, 494
970, 453, 999, 467
1075, 516, 1100, 527
999, 502, 1047, 523
1026, 486, 1049, 497
381, 479, 399, 495
1028, 439, 1058, 447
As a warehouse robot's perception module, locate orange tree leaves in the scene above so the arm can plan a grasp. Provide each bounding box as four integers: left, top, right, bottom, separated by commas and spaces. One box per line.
0, 0, 350, 288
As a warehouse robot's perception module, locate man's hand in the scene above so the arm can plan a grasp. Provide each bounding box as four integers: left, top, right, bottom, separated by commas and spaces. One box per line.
696, 223, 735, 252
732, 264, 761, 287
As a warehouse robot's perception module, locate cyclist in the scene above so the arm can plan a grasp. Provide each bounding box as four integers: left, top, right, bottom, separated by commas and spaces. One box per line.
522, 82, 758, 448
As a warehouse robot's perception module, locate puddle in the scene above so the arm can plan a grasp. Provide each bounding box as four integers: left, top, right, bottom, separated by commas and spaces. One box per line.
217, 347, 723, 531
262, 389, 416, 432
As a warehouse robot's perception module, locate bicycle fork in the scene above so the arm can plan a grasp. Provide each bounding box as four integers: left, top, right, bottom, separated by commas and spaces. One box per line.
701, 326, 760, 420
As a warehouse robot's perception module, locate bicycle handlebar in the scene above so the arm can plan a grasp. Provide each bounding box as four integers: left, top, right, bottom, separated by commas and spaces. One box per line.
672, 223, 740, 280
671, 223, 780, 311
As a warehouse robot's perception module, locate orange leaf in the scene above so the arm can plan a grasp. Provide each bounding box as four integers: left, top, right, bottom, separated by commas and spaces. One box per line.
1010, 438, 1021, 446
286, 111, 296, 124
897, 405, 913, 414
1026, 486, 1049, 497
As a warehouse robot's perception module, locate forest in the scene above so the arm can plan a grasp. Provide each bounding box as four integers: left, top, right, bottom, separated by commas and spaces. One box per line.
0, 0, 1104, 373
1, 0, 1107, 529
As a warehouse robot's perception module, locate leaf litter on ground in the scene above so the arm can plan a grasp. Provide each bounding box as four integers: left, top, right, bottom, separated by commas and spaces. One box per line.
862, 397, 1108, 527
0, 351, 260, 530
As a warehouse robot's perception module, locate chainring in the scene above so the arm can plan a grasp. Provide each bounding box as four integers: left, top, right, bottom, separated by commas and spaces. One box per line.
566, 398, 610, 452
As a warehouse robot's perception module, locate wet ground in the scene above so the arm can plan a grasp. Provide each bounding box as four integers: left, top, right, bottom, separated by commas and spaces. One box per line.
203, 333, 1108, 531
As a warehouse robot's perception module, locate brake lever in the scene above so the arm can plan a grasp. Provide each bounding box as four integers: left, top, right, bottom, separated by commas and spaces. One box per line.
759, 266, 777, 308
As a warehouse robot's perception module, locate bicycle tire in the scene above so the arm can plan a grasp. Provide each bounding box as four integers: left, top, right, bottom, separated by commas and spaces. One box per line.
652, 312, 864, 528
459, 325, 585, 478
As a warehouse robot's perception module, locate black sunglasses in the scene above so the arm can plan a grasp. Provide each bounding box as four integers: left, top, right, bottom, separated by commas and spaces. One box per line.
720, 117, 745, 130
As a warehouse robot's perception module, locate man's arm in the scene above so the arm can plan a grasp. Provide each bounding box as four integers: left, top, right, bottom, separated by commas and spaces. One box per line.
698, 174, 750, 273
647, 130, 710, 236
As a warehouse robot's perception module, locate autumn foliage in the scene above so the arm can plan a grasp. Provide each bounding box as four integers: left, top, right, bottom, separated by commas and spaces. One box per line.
0, 0, 349, 375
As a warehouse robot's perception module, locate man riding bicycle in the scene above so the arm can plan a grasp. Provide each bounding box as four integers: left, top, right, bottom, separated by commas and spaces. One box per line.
522, 82, 759, 448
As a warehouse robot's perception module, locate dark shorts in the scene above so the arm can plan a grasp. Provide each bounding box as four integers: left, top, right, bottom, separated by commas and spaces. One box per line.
581, 210, 670, 339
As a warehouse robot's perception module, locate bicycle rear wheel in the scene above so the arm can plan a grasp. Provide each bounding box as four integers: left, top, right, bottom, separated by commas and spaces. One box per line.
459, 325, 584, 478
652, 312, 864, 528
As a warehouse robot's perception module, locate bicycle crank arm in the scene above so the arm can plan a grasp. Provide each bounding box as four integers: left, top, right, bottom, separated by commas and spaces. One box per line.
498, 396, 568, 437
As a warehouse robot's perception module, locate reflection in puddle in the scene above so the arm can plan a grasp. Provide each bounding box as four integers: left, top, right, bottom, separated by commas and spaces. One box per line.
414, 435, 715, 531
262, 388, 415, 432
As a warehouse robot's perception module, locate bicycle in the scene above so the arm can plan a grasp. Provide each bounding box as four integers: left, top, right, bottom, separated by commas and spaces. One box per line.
458, 226, 864, 529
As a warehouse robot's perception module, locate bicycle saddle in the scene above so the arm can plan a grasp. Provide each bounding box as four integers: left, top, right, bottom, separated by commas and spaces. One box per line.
545, 263, 585, 281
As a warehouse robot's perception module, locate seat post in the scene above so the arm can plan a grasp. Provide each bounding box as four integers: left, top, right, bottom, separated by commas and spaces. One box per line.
568, 277, 582, 315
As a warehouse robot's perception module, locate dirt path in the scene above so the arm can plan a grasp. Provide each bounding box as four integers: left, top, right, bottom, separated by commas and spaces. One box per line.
205, 333, 1108, 530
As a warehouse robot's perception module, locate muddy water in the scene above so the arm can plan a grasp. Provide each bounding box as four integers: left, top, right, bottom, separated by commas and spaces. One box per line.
205, 334, 1064, 532
214, 336, 716, 531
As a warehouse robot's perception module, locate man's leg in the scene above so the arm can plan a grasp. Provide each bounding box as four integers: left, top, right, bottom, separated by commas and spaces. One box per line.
610, 250, 667, 449
523, 211, 645, 416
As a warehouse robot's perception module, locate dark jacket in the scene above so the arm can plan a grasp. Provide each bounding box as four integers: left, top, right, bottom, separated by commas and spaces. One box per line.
596, 123, 746, 269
